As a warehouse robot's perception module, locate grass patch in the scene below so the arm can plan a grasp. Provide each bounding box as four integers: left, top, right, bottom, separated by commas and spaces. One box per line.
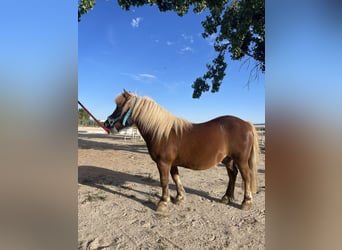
83, 192, 107, 203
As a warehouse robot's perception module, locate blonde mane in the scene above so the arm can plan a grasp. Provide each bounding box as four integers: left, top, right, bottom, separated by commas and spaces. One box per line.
126, 94, 192, 142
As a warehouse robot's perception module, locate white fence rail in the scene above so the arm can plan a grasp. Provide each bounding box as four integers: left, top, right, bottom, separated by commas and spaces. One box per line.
118, 127, 142, 141
254, 123, 265, 151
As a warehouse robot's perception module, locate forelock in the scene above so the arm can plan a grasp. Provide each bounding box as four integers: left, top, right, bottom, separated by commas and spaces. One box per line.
115, 94, 126, 106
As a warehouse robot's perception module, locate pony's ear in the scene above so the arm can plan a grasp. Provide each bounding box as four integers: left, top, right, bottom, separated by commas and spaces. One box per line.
123, 89, 131, 98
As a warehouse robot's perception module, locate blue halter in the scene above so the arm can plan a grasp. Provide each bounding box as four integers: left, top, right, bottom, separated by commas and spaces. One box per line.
122, 97, 138, 126
107, 97, 138, 131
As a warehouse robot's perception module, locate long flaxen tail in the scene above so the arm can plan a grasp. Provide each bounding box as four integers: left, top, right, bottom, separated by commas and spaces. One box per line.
249, 123, 260, 193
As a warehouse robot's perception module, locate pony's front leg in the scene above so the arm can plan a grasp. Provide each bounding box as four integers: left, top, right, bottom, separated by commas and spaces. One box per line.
156, 161, 171, 212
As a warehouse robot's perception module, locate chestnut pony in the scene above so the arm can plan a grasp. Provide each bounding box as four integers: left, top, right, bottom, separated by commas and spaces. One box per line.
104, 90, 259, 211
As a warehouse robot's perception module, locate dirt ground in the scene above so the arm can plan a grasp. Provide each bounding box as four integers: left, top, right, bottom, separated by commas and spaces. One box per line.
78, 127, 265, 250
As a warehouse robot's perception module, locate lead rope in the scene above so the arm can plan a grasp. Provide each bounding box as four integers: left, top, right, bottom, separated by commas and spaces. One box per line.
78, 100, 111, 134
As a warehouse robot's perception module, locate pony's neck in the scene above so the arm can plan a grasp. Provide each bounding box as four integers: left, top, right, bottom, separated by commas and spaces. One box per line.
131, 96, 192, 144
134, 119, 155, 144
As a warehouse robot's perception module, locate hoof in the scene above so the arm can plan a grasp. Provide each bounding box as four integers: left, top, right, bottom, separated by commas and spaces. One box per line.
175, 195, 185, 205
241, 200, 253, 210
220, 196, 235, 204
156, 201, 168, 212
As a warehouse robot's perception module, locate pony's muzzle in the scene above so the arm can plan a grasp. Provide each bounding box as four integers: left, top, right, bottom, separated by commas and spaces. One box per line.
104, 118, 119, 134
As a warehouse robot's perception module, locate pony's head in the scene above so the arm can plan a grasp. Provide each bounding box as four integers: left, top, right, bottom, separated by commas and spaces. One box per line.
104, 89, 137, 133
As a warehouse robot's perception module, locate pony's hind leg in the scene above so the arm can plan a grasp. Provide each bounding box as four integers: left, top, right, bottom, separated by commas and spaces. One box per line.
220, 158, 238, 204
170, 166, 186, 204
236, 160, 254, 210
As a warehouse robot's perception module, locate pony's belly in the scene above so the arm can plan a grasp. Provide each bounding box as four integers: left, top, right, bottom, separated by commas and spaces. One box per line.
178, 159, 220, 170
176, 151, 226, 170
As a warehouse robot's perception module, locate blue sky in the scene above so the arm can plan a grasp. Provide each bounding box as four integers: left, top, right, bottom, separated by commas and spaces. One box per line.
78, 2, 265, 123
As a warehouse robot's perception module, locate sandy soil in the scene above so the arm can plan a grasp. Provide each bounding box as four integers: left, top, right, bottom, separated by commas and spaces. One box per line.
78, 127, 265, 249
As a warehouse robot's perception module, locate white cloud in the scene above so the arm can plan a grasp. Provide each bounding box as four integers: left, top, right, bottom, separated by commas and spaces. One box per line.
179, 46, 193, 54
138, 73, 156, 79
181, 34, 194, 43
121, 73, 157, 82
131, 17, 142, 28
166, 40, 174, 46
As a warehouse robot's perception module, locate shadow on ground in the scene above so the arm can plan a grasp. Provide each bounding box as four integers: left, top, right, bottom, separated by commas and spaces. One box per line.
78, 133, 148, 154
78, 165, 228, 210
